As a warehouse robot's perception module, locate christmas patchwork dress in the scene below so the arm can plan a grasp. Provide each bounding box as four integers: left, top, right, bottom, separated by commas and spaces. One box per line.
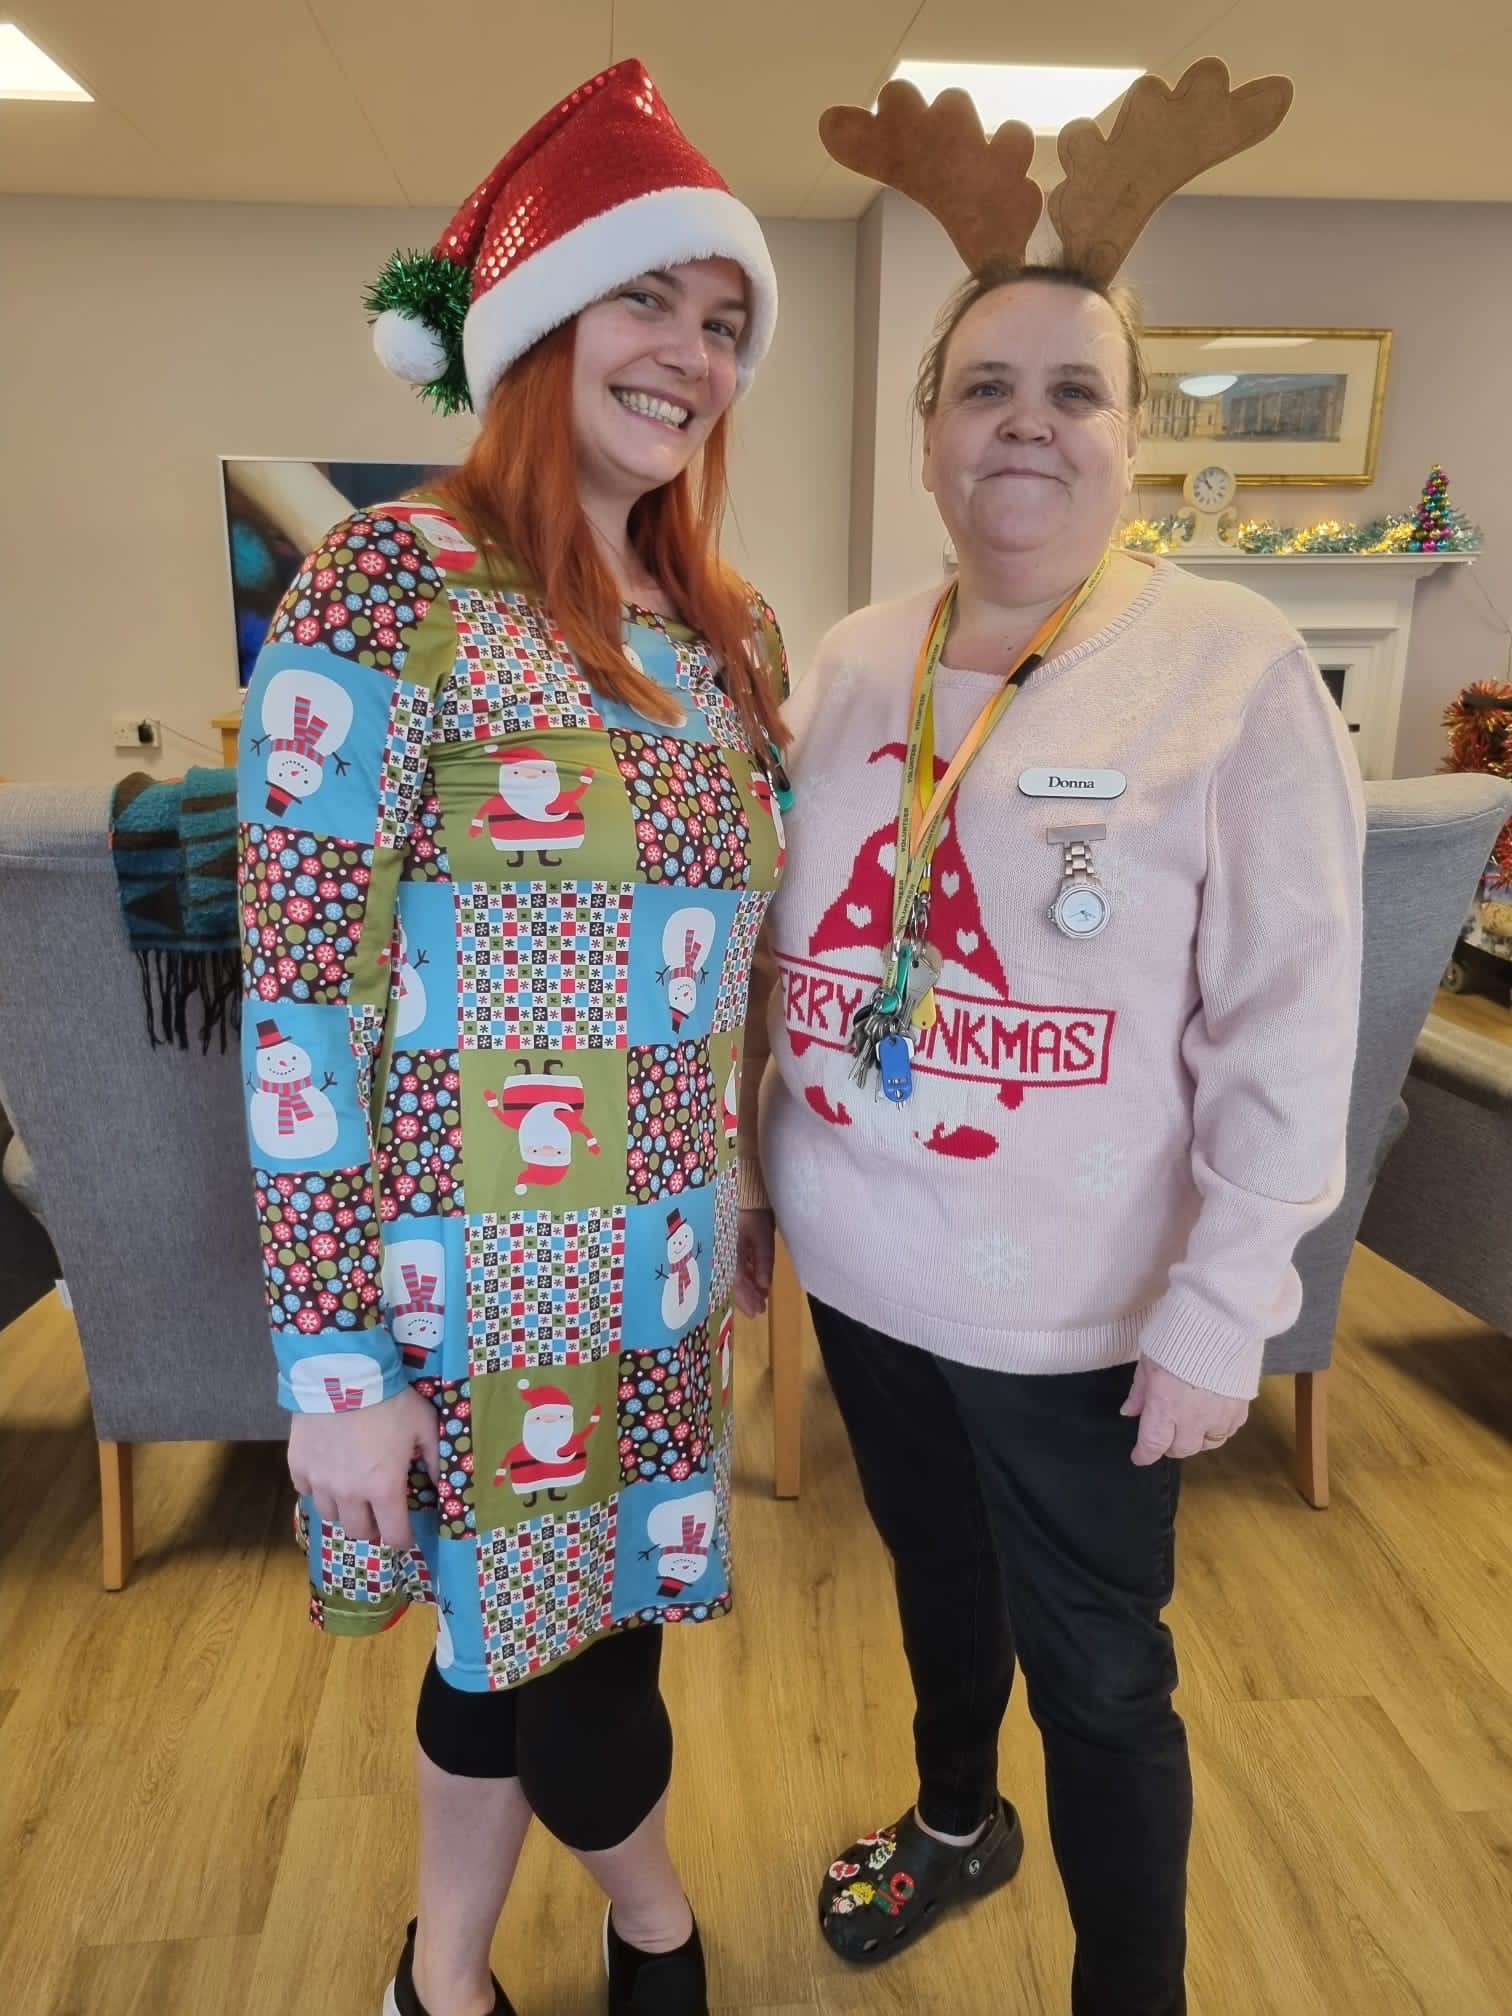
236, 500, 786, 1690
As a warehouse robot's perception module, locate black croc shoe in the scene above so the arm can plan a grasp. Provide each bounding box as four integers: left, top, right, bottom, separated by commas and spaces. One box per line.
382, 1918, 517, 2016
604, 1905, 709, 2016
818, 1798, 1024, 1965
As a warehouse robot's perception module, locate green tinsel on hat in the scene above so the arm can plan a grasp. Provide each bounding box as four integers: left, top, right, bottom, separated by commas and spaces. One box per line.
364, 249, 474, 416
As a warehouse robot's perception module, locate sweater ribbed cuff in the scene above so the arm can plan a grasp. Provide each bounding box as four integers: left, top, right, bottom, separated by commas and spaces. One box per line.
736, 1156, 771, 1212
1137, 1288, 1265, 1401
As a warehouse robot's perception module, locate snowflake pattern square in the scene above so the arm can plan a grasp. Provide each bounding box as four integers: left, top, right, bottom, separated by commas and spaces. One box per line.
455, 883, 632, 1049
467, 1211, 626, 1372
401, 773, 451, 882
375, 682, 434, 850
349, 1000, 385, 1113
710, 891, 766, 1032
960, 1231, 1030, 1291
616, 1327, 713, 1485
1072, 1138, 1130, 1200
627, 1042, 719, 1202
477, 1502, 617, 1688
612, 734, 750, 888
414, 1375, 476, 1537
376, 1051, 463, 1219
269, 511, 441, 674
256, 1165, 383, 1334
439, 590, 604, 740
240, 826, 372, 1006
710, 1171, 739, 1309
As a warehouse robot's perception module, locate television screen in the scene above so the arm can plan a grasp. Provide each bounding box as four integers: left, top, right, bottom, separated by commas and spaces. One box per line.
220, 458, 458, 687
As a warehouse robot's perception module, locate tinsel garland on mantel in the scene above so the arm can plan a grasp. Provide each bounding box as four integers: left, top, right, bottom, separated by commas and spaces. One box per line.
1118, 467, 1484, 558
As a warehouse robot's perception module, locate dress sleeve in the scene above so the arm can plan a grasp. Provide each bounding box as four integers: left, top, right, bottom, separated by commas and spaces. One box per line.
1137, 646, 1367, 1400
236, 507, 453, 1413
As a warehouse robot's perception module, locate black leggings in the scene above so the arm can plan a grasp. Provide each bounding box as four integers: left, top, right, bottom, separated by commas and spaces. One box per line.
415, 1625, 671, 1852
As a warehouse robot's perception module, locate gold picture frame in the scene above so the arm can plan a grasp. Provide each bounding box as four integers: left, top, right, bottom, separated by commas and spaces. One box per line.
1136, 328, 1392, 485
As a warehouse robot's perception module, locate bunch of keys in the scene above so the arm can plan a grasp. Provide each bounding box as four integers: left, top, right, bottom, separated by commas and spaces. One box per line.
848, 932, 943, 1105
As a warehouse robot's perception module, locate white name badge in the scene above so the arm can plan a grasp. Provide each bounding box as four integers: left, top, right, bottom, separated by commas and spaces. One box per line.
1018, 767, 1127, 802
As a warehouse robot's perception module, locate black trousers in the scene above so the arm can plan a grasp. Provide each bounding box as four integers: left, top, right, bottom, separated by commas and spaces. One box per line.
812, 1298, 1192, 2016
415, 1625, 671, 1852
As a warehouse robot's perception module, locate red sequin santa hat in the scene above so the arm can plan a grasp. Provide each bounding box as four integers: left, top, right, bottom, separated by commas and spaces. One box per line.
367, 58, 778, 416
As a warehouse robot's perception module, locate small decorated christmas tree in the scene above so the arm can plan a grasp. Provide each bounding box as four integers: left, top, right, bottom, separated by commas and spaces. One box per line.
1442, 682, 1512, 889
1407, 465, 1454, 551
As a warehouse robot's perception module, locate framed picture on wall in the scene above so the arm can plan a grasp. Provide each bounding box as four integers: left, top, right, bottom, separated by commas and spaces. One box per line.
220, 457, 458, 686
1135, 329, 1392, 485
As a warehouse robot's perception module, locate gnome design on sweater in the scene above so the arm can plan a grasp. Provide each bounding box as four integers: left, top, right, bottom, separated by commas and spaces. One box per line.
381, 1238, 446, 1369
494, 1381, 602, 1505
484, 1060, 602, 1195
470, 748, 594, 866
659, 906, 716, 1031
253, 668, 354, 820
645, 1489, 717, 1598
248, 1019, 339, 1158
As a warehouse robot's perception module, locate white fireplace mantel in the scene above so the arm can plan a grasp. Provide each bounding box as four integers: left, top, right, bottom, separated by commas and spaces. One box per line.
1170, 553, 1475, 778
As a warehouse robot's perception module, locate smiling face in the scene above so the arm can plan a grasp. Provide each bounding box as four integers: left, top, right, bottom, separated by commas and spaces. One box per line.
571, 257, 749, 514
921, 279, 1141, 578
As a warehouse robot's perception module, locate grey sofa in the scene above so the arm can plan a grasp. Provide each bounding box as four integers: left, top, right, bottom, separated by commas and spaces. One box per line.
0, 783, 282, 1588
1267, 773, 1512, 1504
1356, 1013, 1512, 1338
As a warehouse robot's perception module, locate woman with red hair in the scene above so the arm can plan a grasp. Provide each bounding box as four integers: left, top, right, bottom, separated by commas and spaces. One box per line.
236, 60, 788, 2016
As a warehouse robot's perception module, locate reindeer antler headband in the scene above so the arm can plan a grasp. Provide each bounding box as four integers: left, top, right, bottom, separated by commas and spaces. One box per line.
819, 57, 1294, 284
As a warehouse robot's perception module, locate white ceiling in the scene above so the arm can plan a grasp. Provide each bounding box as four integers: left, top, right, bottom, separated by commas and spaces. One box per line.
3, 1, 1510, 214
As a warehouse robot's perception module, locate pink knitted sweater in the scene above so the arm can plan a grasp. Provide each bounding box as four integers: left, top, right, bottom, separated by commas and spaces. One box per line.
744, 558, 1365, 1399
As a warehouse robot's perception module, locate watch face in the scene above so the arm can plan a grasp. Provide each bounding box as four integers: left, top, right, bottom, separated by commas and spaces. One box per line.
1055, 885, 1109, 937
1190, 464, 1235, 510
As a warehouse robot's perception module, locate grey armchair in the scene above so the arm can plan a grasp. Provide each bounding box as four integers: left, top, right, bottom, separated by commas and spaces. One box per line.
1267, 773, 1512, 1506
0, 784, 282, 1589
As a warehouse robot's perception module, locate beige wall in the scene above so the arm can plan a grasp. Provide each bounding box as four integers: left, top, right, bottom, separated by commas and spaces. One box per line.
852, 190, 1512, 777
0, 199, 853, 783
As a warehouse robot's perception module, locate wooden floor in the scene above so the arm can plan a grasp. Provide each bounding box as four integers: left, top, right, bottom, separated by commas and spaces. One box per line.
1431, 981, 1512, 1045
2, 1247, 1509, 2016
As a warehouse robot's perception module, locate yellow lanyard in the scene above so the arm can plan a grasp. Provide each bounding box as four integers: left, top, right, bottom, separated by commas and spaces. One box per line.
884, 556, 1109, 1025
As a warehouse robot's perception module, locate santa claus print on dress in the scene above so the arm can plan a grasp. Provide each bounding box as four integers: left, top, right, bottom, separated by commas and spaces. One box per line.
251, 667, 355, 820
495, 1380, 603, 1506
470, 747, 594, 867
484, 1059, 602, 1195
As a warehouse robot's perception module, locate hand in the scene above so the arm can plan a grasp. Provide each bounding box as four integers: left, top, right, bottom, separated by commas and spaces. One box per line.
1121, 1356, 1249, 1465
288, 1383, 440, 1550
735, 1206, 776, 1318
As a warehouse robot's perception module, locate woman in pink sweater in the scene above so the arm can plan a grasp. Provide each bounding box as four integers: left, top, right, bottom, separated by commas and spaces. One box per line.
736, 264, 1363, 2014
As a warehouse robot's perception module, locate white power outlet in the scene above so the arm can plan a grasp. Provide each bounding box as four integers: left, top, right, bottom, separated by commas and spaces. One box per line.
112, 714, 161, 751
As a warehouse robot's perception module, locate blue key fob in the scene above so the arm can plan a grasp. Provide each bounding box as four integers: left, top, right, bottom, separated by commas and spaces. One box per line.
877, 1032, 914, 1105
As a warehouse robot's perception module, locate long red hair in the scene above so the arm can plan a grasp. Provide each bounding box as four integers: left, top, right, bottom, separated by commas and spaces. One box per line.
436, 323, 787, 751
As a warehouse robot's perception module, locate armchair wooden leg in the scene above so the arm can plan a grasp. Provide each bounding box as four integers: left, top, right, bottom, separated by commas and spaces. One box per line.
99, 1441, 135, 1590
768, 1237, 803, 1500
1294, 1372, 1329, 1510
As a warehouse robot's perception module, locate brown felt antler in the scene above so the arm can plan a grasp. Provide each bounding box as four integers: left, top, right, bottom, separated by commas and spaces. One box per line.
819, 79, 1042, 272
1049, 58, 1294, 283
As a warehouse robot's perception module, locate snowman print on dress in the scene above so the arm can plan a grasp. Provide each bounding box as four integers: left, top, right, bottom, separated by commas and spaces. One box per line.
469, 748, 594, 868
644, 1489, 717, 1599
434, 1600, 457, 1672
381, 1238, 446, 1370
484, 1059, 602, 1196
288, 1350, 386, 1412
658, 906, 716, 1034
385, 920, 429, 1039
656, 1207, 703, 1332
248, 1019, 339, 1159
251, 668, 354, 820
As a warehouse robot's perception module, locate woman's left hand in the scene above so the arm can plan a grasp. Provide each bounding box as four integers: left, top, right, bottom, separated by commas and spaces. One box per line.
1121, 1356, 1249, 1465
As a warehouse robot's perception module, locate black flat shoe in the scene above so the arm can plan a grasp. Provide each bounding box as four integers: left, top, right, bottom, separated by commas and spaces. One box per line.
382, 1918, 516, 2016
818, 1797, 1024, 1965
604, 1904, 708, 2015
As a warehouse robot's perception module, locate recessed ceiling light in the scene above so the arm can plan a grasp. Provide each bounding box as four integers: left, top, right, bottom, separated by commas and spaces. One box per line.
886, 61, 1143, 137
0, 24, 92, 101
